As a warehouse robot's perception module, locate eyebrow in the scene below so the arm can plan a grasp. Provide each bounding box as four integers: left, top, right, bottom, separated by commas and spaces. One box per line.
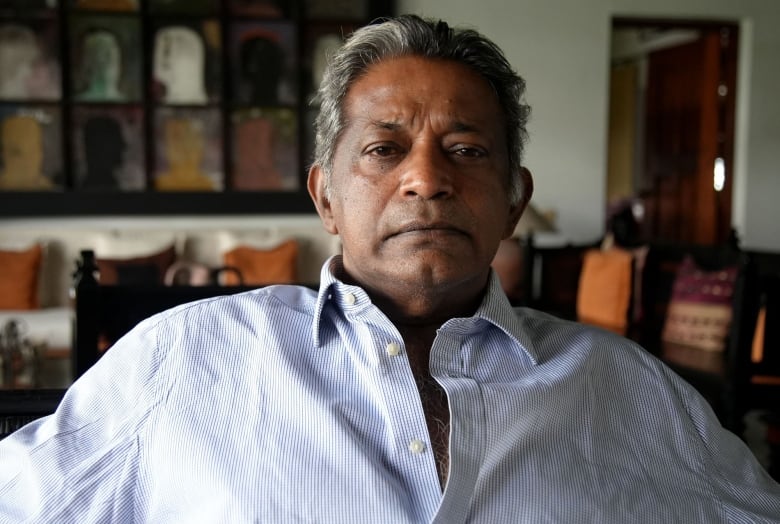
369, 119, 401, 131
367, 119, 482, 133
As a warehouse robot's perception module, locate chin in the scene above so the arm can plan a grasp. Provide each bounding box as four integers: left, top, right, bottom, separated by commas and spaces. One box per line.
394, 259, 483, 289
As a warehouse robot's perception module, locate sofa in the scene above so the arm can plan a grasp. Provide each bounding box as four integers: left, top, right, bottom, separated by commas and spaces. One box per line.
0, 216, 341, 388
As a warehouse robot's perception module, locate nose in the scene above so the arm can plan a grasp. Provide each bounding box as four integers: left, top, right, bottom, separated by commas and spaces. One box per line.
398, 143, 454, 200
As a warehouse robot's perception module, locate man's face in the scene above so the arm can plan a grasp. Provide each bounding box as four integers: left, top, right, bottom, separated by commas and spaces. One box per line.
310, 56, 525, 298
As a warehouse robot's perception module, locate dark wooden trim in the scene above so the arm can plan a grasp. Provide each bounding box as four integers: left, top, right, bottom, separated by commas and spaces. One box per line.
0, 191, 317, 216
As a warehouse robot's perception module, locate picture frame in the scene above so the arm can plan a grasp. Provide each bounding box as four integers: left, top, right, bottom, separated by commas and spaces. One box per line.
0, 17, 61, 101
231, 107, 299, 191
303, 0, 367, 21
70, 0, 139, 12
230, 20, 297, 106
0, 0, 395, 215
151, 19, 222, 105
153, 107, 223, 192
0, 104, 62, 191
71, 104, 145, 191
69, 14, 142, 102
228, 0, 295, 19
0, 0, 58, 11
148, 0, 219, 16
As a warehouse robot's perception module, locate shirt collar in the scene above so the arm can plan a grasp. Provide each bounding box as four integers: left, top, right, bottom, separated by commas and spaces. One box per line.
311, 256, 539, 365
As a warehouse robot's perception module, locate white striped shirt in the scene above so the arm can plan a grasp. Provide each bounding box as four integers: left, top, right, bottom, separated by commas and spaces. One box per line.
1, 257, 779, 523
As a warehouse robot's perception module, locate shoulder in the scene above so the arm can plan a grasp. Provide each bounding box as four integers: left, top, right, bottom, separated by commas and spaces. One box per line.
147, 284, 318, 326
112, 284, 318, 367
515, 307, 650, 364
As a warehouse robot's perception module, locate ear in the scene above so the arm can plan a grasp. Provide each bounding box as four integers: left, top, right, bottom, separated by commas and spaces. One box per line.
503, 167, 534, 238
308, 164, 339, 235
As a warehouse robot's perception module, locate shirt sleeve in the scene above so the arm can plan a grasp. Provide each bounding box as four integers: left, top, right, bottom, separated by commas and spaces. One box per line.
672, 369, 780, 520
0, 314, 164, 522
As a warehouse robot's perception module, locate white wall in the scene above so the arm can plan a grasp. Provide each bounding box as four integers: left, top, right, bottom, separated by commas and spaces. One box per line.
398, 0, 780, 250
5, 1, 777, 251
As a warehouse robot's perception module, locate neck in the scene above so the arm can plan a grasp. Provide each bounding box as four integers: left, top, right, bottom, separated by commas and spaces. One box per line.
335, 264, 486, 337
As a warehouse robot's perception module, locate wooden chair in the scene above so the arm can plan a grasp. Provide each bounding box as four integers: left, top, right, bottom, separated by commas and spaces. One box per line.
0, 388, 65, 439
491, 235, 535, 307
527, 239, 599, 320
744, 272, 780, 412
640, 243, 756, 434
72, 250, 285, 379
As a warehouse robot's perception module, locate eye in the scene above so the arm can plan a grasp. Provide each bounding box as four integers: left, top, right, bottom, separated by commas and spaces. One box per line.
365, 143, 401, 157
451, 146, 487, 159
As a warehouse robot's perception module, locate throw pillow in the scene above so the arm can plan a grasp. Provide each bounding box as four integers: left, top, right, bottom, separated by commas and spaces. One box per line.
576, 248, 634, 334
0, 244, 43, 310
222, 240, 298, 285
96, 244, 177, 285
661, 255, 738, 352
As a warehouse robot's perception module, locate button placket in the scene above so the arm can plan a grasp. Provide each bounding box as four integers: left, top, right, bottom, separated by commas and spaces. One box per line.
408, 439, 426, 455
386, 341, 401, 357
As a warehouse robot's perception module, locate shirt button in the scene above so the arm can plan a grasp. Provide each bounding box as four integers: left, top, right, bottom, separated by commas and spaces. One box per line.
408, 439, 426, 454
344, 293, 356, 305
386, 342, 401, 356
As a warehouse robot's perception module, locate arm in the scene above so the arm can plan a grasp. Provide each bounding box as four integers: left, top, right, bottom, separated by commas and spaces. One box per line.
0, 315, 163, 522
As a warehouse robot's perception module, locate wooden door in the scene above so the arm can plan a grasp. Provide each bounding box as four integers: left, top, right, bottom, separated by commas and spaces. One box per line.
640, 26, 737, 245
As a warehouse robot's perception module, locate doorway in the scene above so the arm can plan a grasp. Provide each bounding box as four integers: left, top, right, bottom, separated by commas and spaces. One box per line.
607, 18, 739, 245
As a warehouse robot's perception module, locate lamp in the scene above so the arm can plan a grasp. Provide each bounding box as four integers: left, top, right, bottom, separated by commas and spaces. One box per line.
513, 202, 557, 237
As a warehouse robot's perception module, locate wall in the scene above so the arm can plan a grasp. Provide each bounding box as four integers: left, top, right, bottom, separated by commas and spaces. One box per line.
3, 1, 778, 251
398, 0, 780, 250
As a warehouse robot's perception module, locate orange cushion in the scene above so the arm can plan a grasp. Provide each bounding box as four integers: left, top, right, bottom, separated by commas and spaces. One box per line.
752, 306, 766, 364
576, 248, 633, 334
661, 256, 738, 352
96, 245, 177, 285
0, 244, 43, 310
222, 240, 298, 286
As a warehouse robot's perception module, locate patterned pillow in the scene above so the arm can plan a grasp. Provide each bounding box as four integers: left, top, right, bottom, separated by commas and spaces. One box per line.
661, 256, 738, 352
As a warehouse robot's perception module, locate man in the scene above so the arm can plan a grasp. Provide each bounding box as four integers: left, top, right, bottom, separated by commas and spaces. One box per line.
1, 14, 779, 522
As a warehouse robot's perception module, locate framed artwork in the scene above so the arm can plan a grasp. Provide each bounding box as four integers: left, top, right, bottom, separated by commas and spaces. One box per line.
304, 0, 367, 20
0, 1, 395, 213
71, 105, 145, 191
148, 0, 219, 15
0, 18, 61, 101
0, 105, 62, 191
231, 107, 298, 191
228, 0, 295, 19
153, 107, 223, 192
70, 0, 139, 11
151, 20, 221, 105
230, 21, 297, 106
0, 0, 57, 10
69, 15, 142, 102
301, 22, 354, 102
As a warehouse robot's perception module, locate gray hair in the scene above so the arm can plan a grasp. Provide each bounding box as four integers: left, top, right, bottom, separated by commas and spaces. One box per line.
312, 14, 531, 205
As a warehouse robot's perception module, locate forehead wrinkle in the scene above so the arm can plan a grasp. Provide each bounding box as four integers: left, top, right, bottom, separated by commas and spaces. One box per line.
365, 115, 484, 136
368, 118, 401, 131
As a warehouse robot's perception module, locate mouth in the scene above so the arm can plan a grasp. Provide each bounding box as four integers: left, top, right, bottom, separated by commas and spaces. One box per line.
387, 221, 469, 240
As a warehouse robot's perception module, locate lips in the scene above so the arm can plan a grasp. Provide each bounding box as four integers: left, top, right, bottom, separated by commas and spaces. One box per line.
388, 220, 468, 240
